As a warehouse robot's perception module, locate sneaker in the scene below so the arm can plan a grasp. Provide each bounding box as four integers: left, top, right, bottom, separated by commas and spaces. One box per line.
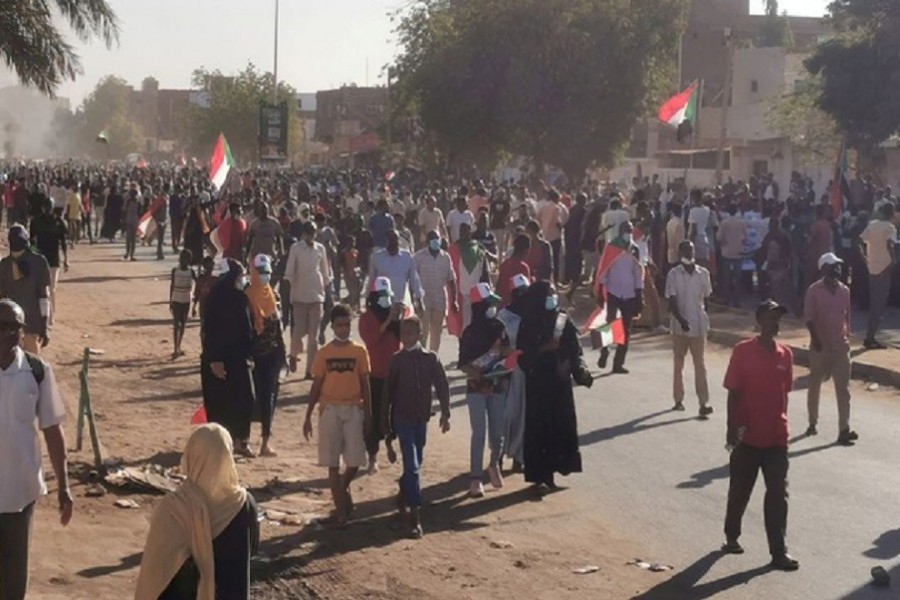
837, 430, 858, 446
673, 403, 685, 412
597, 351, 609, 369
469, 480, 485, 498
863, 338, 887, 350
721, 540, 745, 555
655, 325, 671, 334
699, 406, 714, 419
612, 366, 630, 374
487, 466, 504, 489
805, 425, 817, 436
770, 554, 799, 571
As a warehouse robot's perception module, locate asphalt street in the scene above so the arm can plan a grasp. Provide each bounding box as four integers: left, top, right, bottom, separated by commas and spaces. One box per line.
437, 328, 900, 600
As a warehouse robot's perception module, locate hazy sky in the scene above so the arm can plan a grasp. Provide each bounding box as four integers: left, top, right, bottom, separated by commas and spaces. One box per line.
26, 0, 831, 106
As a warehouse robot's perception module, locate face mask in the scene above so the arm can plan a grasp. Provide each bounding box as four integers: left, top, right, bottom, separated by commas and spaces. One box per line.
429, 239, 441, 252
334, 333, 351, 342
621, 233, 632, 245
377, 296, 392, 309
680, 257, 695, 266
404, 342, 423, 352
545, 295, 559, 311
235, 276, 248, 290
259, 274, 272, 285
486, 306, 498, 319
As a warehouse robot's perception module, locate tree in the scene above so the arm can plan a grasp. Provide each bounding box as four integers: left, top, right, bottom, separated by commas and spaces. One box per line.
804, 0, 900, 149
392, 0, 687, 183
0, 0, 119, 95
767, 76, 840, 165
185, 63, 300, 164
757, 1, 794, 48
69, 76, 142, 158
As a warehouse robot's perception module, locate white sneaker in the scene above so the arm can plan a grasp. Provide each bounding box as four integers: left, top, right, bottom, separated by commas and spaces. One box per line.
469, 480, 485, 498
655, 325, 670, 334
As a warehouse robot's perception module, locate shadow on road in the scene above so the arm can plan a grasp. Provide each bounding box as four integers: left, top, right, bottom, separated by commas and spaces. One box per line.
630, 550, 770, 599
864, 529, 900, 560
840, 560, 900, 599
579, 410, 694, 447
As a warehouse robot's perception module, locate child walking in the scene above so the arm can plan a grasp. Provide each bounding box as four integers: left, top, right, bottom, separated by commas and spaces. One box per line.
303, 303, 372, 527
384, 316, 451, 538
170, 249, 195, 359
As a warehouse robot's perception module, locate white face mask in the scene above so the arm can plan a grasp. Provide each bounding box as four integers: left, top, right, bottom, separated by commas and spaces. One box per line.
235, 275, 248, 290
486, 306, 498, 319
621, 233, 632, 244
334, 333, 351, 342
258, 274, 272, 285
680, 257, 695, 266
377, 296, 392, 309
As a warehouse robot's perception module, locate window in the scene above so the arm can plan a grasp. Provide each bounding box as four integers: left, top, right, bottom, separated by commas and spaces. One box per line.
750, 80, 759, 93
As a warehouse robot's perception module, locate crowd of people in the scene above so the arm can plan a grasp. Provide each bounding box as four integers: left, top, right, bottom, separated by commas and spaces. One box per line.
1, 159, 898, 597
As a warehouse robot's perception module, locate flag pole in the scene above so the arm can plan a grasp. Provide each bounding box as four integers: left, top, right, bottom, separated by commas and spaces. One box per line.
689, 79, 702, 172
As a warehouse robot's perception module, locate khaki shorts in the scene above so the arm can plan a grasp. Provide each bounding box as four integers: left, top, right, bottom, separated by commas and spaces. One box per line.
318, 404, 367, 468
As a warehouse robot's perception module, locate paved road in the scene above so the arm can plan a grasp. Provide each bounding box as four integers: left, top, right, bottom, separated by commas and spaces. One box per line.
438, 328, 900, 600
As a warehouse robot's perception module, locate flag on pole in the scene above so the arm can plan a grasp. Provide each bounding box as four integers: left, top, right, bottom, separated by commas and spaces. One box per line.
658, 82, 699, 128
595, 319, 626, 348
830, 142, 850, 219
95, 129, 109, 144
209, 133, 235, 190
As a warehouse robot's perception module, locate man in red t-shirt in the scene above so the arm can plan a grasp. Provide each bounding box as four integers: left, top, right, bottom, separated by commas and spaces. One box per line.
497, 234, 532, 306
721, 299, 798, 571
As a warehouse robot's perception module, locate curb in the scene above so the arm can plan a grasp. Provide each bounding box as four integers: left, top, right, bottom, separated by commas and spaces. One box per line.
708, 329, 899, 389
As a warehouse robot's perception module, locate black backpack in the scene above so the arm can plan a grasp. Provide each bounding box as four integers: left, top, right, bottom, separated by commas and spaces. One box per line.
24, 351, 45, 386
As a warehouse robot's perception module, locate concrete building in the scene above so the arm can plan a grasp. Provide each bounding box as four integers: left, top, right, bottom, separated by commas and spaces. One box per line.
128, 77, 190, 155
314, 85, 388, 166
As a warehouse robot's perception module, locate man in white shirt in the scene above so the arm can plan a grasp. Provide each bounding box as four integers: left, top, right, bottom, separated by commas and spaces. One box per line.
717, 204, 748, 308
446, 196, 474, 244
0, 300, 71, 600
858, 203, 897, 349
417, 195, 447, 244
538, 189, 568, 283
687, 189, 713, 268
601, 197, 630, 245
285, 221, 332, 378
666, 241, 713, 418
414, 231, 459, 352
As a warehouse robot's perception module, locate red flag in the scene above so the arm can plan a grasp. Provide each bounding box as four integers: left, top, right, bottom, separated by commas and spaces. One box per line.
503, 350, 522, 370
610, 318, 626, 345
593, 243, 627, 298
580, 306, 608, 335
446, 243, 465, 337
190, 406, 207, 425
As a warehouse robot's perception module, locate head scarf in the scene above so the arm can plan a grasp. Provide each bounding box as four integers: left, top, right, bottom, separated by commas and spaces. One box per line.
134, 424, 248, 600
245, 256, 278, 335
516, 280, 558, 349
458, 297, 505, 365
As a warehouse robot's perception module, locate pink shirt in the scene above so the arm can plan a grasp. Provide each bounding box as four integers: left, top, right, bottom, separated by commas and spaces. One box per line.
803, 279, 850, 351
539, 202, 564, 242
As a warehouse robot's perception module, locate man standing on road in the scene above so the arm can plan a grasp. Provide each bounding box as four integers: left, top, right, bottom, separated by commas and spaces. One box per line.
804, 252, 857, 445
446, 196, 475, 245
245, 201, 285, 262
417, 195, 447, 246
665, 241, 713, 418
29, 199, 68, 327
413, 231, 458, 353
369, 200, 394, 250
489, 189, 512, 258
717, 203, 747, 308
538, 189, 567, 284
0, 299, 72, 600
0, 226, 51, 354
597, 221, 643, 374
858, 203, 896, 349
721, 299, 799, 571
285, 221, 332, 379
369, 230, 423, 313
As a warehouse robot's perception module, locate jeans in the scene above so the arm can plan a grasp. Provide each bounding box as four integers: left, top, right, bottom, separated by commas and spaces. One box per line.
155, 221, 167, 258
0, 502, 34, 600
395, 421, 428, 507
866, 269, 892, 341
253, 351, 284, 438
724, 445, 788, 557
467, 392, 506, 479
124, 223, 138, 258
722, 258, 743, 307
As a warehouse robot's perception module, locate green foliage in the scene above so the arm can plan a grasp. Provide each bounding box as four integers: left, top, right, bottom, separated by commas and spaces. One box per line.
805, 0, 900, 148
185, 63, 299, 164
757, 1, 795, 48
392, 0, 687, 182
767, 76, 840, 164
74, 75, 142, 158
0, 0, 118, 96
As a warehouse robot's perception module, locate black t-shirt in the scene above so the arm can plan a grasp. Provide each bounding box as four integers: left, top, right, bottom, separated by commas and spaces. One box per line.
489, 198, 511, 230
31, 215, 67, 267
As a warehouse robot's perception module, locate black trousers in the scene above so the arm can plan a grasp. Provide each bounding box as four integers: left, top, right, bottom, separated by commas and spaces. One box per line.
365, 376, 386, 457
550, 238, 562, 283
0, 502, 34, 600
599, 294, 636, 369
253, 350, 284, 439
724, 444, 788, 557
156, 222, 167, 258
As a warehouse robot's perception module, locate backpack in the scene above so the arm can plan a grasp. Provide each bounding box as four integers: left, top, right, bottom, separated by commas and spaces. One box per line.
24, 351, 45, 386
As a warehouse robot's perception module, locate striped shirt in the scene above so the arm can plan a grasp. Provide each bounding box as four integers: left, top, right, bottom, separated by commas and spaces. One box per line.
171, 267, 194, 304
413, 248, 456, 311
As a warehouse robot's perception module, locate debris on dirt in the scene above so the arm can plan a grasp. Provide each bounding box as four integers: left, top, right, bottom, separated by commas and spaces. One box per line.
513, 560, 528, 569
490, 540, 514, 549
626, 559, 673, 572
114, 499, 140, 509
262, 508, 307, 527
104, 464, 183, 495
572, 565, 600, 575
88, 348, 105, 356
867, 383, 880, 392
84, 485, 107, 498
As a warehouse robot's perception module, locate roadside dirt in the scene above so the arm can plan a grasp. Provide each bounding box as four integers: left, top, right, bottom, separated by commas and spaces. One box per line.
26, 240, 663, 600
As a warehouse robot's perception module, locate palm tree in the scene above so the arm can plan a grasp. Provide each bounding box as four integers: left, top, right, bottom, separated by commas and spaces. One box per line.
0, 0, 119, 96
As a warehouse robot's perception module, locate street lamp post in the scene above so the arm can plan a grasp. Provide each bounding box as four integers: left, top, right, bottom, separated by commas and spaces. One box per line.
273, 0, 279, 103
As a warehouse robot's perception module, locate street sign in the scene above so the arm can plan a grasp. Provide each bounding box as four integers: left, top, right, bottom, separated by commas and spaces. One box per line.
259, 102, 289, 161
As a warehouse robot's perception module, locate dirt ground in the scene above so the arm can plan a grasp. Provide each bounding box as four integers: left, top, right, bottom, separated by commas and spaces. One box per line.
25, 240, 661, 600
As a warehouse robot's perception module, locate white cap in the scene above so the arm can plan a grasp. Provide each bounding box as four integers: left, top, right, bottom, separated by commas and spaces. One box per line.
818, 252, 844, 271
469, 282, 500, 305
372, 276, 393, 295
510, 274, 530, 291
253, 254, 273, 273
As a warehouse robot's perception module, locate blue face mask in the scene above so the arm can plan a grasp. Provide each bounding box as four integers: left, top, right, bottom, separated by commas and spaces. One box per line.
545, 295, 559, 311
429, 239, 441, 252
259, 274, 272, 286
486, 306, 498, 319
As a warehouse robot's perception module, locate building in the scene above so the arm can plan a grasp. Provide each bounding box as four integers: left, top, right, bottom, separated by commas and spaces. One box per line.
314, 86, 388, 166
295, 92, 328, 166
128, 77, 191, 155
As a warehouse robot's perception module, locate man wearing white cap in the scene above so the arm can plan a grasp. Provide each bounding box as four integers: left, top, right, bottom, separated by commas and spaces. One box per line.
413, 230, 458, 353
803, 252, 857, 445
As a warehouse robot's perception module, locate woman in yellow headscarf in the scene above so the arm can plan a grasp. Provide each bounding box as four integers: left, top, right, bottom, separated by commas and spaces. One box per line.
245, 254, 286, 457
135, 424, 258, 600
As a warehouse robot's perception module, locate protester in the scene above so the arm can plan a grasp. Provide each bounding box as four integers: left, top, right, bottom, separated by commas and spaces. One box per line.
488, 189, 512, 257
246, 254, 286, 458
182, 194, 209, 267
123, 188, 141, 261
368, 229, 423, 310
383, 316, 451, 538
716, 204, 747, 308
0, 299, 71, 600
284, 221, 331, 379
29, 198, 68, 326
192, 256, 216, 320
563, 193, 587, 285
0, 225, 51, 354
665, 241, 713, 417
804, 252, 856, 445
665, 203, 685, 271
722, 299, 798, 571
497, 234, 532, 307
496, 274, 531, 472
524, 220, 553, 282
358, 277, 402, 474
169, 250, 195, 360
413, 230, 458, 353
417, 195, 447, 245
858, 203, 896, 349
597, 221, 643, 374
458, 283, 509, 498
200, 259, 256, 457
368, 200, 394, 249
449, 222, 490, 332
134, 424, 259, 600
303, 303, 372, 527
217, 203, 248, 262
246, 202, 285, 261
688, 189, 714, 268
446, 196, 474, 244
516, 281, 592, 491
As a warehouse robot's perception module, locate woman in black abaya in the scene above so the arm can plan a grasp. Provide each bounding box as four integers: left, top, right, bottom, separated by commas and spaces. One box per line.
516, 280, 593, 490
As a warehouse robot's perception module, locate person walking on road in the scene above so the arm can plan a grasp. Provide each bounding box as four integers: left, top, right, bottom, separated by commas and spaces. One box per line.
0, 299, 71, 600
804, 252, 857, 445
413, 230, 458, 353
597, 221, 643, 374
0, 226, 51, 354
284, 221, 331, 379
721, 299, 799, 572
858, 203, 896, 349
665, 241, 713, 418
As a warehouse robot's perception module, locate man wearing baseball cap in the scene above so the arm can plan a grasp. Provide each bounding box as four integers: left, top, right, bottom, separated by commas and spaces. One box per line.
803, 252, 857, 445
721, 299, 798, 571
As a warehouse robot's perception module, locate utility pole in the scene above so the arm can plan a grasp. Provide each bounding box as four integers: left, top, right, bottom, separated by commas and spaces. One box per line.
714, 27, 733, 186
386, 66, 393, 168
273, 0, 280, 103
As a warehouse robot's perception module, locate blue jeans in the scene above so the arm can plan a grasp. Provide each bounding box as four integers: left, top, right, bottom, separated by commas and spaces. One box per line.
395, 421, 428, 507
722, 258, 743, 307
467, 392, 506, 479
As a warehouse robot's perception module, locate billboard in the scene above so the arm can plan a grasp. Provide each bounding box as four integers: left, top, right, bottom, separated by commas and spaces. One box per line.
259, 102, 289, 161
